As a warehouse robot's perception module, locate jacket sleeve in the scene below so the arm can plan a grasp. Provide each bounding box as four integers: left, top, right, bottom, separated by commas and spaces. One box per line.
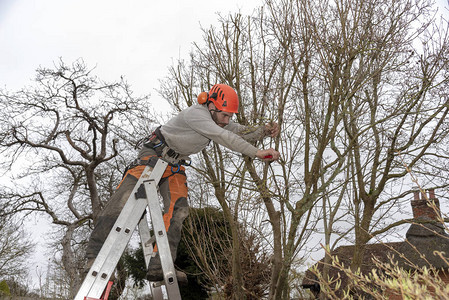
183, 109, 259, 158
224, 121, 265, 143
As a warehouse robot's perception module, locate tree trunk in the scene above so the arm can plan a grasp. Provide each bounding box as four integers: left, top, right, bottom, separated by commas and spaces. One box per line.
243, 157, 283, 299
215, 188, 245, 299
61, 224, 79, 298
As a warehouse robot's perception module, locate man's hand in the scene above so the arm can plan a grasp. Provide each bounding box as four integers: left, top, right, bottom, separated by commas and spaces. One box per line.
264, 122, 280, 138
256, 148, 280, 162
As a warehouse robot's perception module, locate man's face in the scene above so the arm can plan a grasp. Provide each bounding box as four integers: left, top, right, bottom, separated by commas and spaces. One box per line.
209, 103, 233, 127
212, 110, 233, 127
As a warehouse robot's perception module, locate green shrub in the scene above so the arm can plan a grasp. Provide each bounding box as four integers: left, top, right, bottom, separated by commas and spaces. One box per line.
0, 280, 11, 296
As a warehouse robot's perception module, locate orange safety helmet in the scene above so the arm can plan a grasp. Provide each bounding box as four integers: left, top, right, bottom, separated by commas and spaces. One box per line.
197, 84, 239, 113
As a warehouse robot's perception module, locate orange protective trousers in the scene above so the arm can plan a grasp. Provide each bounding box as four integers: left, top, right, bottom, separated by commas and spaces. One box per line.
85, 153, 189, 265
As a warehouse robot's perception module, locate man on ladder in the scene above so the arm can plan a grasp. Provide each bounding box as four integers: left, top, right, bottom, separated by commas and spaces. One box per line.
83, 84, 280, 295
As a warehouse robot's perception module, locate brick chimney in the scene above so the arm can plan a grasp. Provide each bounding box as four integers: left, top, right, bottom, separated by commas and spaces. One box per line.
411, 189, 441, 221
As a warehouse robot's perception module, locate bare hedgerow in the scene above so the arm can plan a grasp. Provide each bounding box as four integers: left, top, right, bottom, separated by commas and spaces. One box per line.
310, 244, 449, 299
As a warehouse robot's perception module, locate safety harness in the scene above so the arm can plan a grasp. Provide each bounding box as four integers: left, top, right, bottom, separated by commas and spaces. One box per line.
130, 127, 190, 173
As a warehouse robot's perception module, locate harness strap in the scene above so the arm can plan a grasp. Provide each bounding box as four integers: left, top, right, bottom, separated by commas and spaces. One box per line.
140, 127, 184, 165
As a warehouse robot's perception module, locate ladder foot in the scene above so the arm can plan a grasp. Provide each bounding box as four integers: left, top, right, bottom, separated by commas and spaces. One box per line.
83, 280, 113, 300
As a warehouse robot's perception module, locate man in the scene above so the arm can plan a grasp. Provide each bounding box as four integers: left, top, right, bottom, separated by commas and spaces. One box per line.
85, 84, 280, 282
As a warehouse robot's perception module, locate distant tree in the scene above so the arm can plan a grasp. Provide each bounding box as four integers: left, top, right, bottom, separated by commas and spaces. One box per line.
0, 212, 34, 279
3, 278, 33, 297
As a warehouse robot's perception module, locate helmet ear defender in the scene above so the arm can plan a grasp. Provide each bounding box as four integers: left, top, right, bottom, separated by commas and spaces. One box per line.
197, 91, 219, 105
197, 92, 209, 104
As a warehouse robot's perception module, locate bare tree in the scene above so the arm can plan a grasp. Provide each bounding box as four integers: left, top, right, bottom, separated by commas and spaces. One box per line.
299, 0, 449, 270
158, 1, 449, 299
158, 9, 306, 298
0, 58, 150, 297
0, 212, 34, 279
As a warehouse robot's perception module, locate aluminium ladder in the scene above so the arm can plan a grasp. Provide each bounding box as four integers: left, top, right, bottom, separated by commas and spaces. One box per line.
75, 158, 181, 300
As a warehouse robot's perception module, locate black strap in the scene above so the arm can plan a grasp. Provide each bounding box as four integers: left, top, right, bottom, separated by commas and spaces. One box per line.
154, 126, 166, 144
133, 157, 159, 168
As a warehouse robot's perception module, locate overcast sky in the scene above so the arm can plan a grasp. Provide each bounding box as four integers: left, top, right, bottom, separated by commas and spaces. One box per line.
0, 0, 262, 100
1, 0, 447, 97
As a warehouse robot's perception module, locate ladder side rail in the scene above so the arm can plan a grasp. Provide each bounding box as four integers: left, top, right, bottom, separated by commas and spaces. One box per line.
138, 215, 164, 300
144, 179, 182, 299
75, 196, 148, 299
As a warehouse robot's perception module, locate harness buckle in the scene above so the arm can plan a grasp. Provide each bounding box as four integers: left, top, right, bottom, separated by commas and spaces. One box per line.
171, 164, 181, 173
161, 146, 181, 165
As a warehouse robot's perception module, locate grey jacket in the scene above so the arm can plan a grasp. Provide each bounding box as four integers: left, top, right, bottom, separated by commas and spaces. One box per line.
160, 104, 265, 158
